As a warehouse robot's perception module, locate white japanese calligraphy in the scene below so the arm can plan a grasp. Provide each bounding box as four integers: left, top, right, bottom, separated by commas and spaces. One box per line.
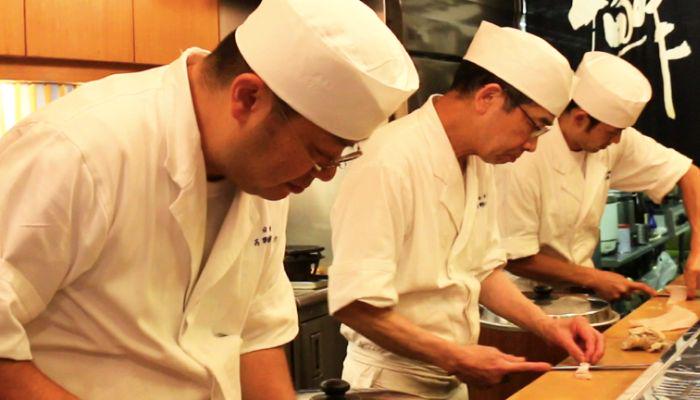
568, 0, 692, 119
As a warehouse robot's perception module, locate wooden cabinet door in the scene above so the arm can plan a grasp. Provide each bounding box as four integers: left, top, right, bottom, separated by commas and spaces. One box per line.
0, 0, 25, 56
25, 0, 133, 62
134, 0, 219, 65
292, 314, 347, 390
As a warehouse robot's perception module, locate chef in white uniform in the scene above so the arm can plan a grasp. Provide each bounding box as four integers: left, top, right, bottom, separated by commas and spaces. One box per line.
497, 51, 699, 301
0, 1, 418, 399
328, 22, 604, 400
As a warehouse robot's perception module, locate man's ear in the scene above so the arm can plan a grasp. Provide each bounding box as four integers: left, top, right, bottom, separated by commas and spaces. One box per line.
229, 73, 275, 125
571, 108, 590, 129
473, 83, 504, 114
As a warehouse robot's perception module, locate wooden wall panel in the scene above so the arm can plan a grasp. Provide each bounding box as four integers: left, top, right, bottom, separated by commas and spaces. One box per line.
134, 0, 219, 65
0, 0, 26, 56
25, 0, 133, 62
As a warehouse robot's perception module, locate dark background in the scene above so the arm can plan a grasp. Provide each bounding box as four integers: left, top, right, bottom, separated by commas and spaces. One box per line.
524, 0, 699, 164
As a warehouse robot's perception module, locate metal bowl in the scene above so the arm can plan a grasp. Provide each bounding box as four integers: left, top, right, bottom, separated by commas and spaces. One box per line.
480, 293, 620, 332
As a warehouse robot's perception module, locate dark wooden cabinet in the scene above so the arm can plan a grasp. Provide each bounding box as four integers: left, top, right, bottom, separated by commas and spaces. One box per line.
287, 289, 347, 390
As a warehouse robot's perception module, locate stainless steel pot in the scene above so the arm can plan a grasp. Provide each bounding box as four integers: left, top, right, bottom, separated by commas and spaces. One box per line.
480, 286, 620, 332
296, 379, 420, 400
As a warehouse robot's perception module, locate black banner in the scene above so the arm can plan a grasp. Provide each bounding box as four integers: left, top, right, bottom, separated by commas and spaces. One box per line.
524, 0, 699, 163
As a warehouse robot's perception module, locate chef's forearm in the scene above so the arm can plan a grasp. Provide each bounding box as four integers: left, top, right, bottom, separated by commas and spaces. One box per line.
679, 165, 700, 251
505, 253, 595, 288
479, 269, 551, 335
333, 301, 463, 373
240, 346, 295, 400
0, 359, 78, 400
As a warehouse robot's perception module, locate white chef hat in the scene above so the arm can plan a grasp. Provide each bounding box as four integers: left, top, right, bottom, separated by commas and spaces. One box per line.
464, 21, 573, 116
572, 51, 652, 128
236, 0, 419, 141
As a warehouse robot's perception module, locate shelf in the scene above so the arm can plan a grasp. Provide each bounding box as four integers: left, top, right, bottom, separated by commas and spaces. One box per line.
600, 234, 669, 269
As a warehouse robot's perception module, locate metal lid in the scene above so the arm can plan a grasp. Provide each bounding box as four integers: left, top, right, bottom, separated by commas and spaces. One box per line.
480, 286, 620, 332
296, 379, 420, 400
285, 245, 325, 256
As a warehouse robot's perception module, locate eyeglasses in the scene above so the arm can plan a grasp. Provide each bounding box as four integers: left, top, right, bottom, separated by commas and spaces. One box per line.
312, 144, 363, 172
274, 105, 363, 172
518, 105, 551, 138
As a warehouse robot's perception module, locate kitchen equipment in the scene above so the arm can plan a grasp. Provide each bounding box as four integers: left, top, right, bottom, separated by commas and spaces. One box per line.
658, 287, 700, 297
296, 379, 420, 400
551, 363, 651, 371
663, 202, 690, 237
618, 224, 632, 254
601, 196, 620, 254
616, 192, 637, 225
480, 286, 620, 331
284, 245, 325, 282
634, 223, 650, 245
474, 286, 620, 400
617, 318, 700, 399
401, 0, 517, 111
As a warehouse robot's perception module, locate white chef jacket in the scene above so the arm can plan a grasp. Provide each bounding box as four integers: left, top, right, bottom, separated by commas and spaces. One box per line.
328, 96, 506, 396
0, 48, 298, 399
496, 121, 692, 266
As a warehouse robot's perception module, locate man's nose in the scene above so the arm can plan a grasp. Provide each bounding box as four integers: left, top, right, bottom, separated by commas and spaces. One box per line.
523, 136, 538, 152
311, 165, 337, 182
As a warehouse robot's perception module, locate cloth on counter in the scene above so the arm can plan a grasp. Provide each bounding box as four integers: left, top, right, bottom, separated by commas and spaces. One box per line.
630, 305, 699, 332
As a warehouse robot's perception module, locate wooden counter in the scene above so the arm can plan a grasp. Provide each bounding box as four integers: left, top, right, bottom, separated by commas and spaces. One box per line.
509, 288, 700, 400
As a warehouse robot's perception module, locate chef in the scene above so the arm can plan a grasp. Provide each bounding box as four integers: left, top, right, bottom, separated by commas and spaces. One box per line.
497, 51, 699, 301
0, 0, 418, 399
328, 22, 604, 400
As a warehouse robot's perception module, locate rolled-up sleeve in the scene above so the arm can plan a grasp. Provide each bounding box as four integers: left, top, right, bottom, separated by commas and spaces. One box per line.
495, 163, 542, 260
610, 128, 692, 203
0, 122, 109, 360
328, 161, 410, 315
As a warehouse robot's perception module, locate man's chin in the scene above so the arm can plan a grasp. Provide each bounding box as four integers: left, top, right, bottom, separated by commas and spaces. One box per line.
246, 186, 293, 201
264, 182, 314, 200
487, 154, 520, 164
259, 192, 290, 201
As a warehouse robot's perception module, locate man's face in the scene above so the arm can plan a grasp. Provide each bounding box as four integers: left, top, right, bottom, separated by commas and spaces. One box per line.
220, 110, 353, 201
479, 99, 554, 164
578, 120, 623, 152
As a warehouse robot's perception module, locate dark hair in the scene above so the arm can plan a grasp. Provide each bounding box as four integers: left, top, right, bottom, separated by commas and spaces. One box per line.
203, 30, 297, 116
448, 60, 533, 111
564, 100, 600, 131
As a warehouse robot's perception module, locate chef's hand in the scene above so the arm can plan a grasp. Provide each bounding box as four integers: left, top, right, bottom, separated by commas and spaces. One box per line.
684, 250, 700, 299
444, 344, 551, 386
535, 316, 605, 364
588, 270, 656, 301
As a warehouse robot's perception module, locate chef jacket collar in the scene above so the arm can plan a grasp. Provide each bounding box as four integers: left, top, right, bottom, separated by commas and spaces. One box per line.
546, 120, 583, 176
163, 48, 209, 190
418, 95, 463, 186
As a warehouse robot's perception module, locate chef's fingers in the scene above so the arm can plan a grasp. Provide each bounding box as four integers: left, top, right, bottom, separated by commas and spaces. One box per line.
558, 331, 587, 363
572, 319, 599, 362
502, 353, 526, 363
628, 281, 657, 297
504, 361, 552, 373
591, 331, 606, 364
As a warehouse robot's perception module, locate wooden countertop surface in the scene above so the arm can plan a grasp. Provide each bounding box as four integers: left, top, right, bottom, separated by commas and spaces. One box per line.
509, 283, 700, 400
